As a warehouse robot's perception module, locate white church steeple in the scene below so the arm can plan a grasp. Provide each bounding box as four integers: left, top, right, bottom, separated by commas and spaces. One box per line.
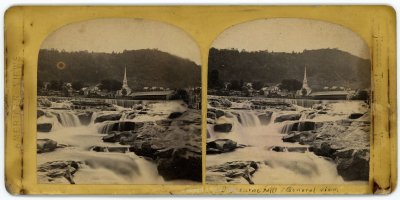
123, 66, 128, 87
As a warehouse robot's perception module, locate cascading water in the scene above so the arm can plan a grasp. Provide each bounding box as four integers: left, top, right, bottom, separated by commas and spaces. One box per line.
57, 112, 81, 127
38, 99, 194, 184
207, 106, 345, 184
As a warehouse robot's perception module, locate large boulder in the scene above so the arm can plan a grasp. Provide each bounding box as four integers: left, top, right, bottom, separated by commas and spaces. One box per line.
98, 121, 142, 134
349, 113, 364, 119
207, 139, 237, 154
37, 123, 52, 132
37, 139, 58, 153
282, 132, 303, 143
215, 110, 225, 118
168, 112, 183, 119
157, 147, 202, 182
311, 142, 337, 158
214, 123, 232, 132
258, 111, 273, 125
274, 113, 302, 123
336, 149, 369, 181
102, 131, 133, 143
207, 161, 258, 184
37, 110, 45, 118
38, 160, 81, 184
94, 113, 122, 123
207, 112, 217, 120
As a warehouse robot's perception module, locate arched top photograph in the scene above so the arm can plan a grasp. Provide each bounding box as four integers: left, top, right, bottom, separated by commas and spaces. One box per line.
206, 18, 371, 185
36, 18, 202, 185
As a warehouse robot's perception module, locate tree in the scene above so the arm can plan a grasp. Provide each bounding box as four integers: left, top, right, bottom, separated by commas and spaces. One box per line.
301, 88, 307, 96
121, 88, 127, 96
72, 81, 85, 91
252, 81, 264, 90
99, 79, 122, 91
279, 79, 302, 91
228, 80, 241, 91
209, 69, 222, 89
48, 80, 64, 91
351, 90, 369, 100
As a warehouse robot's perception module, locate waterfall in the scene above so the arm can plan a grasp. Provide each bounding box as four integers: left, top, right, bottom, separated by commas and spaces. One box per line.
281, 122, 296, 134
57, 112, 81, 127
238, 112, 261, 127
98, 122, 117, 134
280, 121, 316, 134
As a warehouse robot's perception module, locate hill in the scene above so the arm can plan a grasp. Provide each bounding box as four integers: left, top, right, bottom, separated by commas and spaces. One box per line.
38, 49, 201, 89
208, 48, 371, 90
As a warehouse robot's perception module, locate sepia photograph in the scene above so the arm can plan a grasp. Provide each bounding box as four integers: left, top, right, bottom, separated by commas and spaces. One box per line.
206, 18, 371, 184
36, 18, 202, 184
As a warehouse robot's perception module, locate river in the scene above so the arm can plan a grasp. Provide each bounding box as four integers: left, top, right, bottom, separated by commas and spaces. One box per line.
206, 98, 369, 184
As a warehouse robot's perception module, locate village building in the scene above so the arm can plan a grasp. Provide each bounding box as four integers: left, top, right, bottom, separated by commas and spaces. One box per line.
296, 67, 312, 96
116, 67, 132, 96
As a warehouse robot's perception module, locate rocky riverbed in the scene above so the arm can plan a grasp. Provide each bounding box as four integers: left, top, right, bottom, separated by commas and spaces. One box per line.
37, 97, 201, 184
206, 96, 370, 184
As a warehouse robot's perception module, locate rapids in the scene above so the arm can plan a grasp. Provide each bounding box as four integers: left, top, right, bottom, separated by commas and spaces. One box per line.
207, 100, 369, 184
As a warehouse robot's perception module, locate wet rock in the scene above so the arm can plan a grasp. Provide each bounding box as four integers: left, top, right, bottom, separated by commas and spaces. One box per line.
207, 112, 217, 120
38, 160, 81, 184
213, 123, 232, 132
207, 118, 216, 124
37, 123, 52, 132
258, 111, 273, 125
312, 142, 337, 158
77, 111, 93, 125
99, 121, 142, 133
102, 131, 127, 143
336, 149, 369, 181
94, 113, 122, 123
282, 132, 302, 143
207, 139, 237, 154
168, 112, 183, 119
37, 139, 58, 153
274, 113, 301, 123
157, 147, 202, 182
349, 113, 364, 119
215, 110, 225, 118
90, 146, 129, 153
37, 110, 45, 118
207, 161, 258, 184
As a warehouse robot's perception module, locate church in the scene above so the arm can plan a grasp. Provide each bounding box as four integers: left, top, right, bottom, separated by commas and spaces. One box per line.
296, 67, 312, 96
116, 67, 132, 96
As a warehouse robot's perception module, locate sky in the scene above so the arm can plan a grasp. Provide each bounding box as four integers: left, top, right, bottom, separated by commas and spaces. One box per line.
212, 18, 370, 59
41, 18, 201, 64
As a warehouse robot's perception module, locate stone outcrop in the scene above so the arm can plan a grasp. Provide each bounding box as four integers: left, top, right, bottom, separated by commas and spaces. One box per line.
38, 160, 81, 184
37, 123, 53, 132
37, 139, 58, 153
214, 123, 233, 132
207, 139, 237, 154
274, 113, 302, 123
123, 109, 202, 182
280, 116, 370, 181
206, 161, 259, 184
94, 113, 122, 123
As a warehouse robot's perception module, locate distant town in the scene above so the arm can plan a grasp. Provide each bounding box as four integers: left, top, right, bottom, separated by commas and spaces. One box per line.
38, 67, 202, 108
208, 67, 370, 101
